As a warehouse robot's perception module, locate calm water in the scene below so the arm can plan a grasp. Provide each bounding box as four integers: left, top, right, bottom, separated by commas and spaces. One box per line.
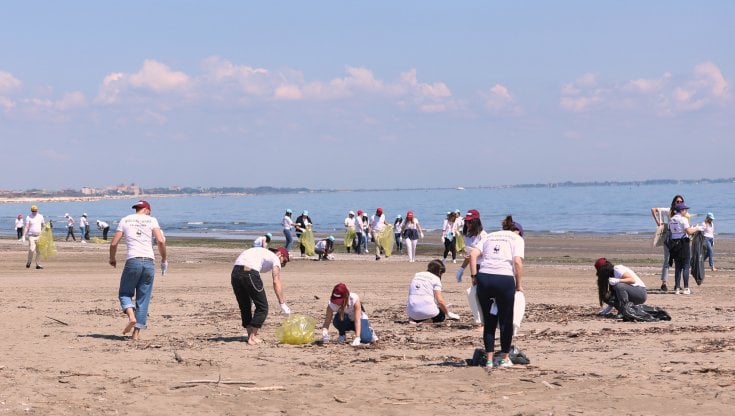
2, 183, 733, 239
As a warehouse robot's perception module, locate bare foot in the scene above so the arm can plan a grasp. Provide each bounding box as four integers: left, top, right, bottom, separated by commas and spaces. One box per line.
131, 328, 141, 341
246, 336, 263, 345
474, 325, 484, 333
123, 320, 136, 335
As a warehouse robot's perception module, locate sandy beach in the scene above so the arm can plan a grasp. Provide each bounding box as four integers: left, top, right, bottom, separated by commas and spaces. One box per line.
1, 234, 733, 415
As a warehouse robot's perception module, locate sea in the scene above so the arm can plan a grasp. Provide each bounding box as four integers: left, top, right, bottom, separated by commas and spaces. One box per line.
2, 182, 733, 240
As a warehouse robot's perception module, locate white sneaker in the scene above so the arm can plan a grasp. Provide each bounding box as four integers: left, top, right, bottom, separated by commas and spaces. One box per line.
371, 330, 378, 343
675, 288, 681, 295
683, 288, 691, 295
447, 311, 460, 320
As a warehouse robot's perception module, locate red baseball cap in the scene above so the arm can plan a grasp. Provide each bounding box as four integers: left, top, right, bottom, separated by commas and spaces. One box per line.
376, 207, 383, 214
357, 210, 363, 216
132, 200, 151, 210
330, 283, 349, 305
276, 247, 290, 262
465, 209, 480, 221
406, 211, 414, 219
594, 258, 607, 270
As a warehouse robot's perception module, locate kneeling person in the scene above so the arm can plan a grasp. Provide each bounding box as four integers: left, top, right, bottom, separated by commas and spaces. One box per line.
321, 283, 376, 345
315, 235, 335, 260
594, 258, 647, 315
406, 259, 460, 323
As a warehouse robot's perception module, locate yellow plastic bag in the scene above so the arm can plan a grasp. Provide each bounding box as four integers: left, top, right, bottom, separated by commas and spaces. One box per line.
37, 225, 57, 260
455, 232, 465, 253
344, 228, 356, 248
299, 226, 315, 256
276, 314, 316, 345
378, 224, 394, 257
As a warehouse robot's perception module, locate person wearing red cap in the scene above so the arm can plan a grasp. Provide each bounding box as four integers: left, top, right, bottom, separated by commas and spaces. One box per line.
441, 211, 460, 264
109, 200, 168, 341
321, 283, 376, 346
468, 214, 525, 368
594, 258, 647, 316
401, 211, 424, 262
16, 214, 25, 240
231, 246, 291, 344
368, 208, 390, 260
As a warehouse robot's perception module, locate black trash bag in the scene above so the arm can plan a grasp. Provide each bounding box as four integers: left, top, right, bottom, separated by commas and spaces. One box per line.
691, 231, 706, 286
639, 304, 672, 321
509, 345, 530, 365
621, 302, 658, 322
466, 348, 488, 367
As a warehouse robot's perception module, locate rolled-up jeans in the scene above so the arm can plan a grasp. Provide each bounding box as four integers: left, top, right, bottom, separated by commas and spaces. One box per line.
332, 314, 374, 343
704, 237, 714, 268
118, 257, 156, 329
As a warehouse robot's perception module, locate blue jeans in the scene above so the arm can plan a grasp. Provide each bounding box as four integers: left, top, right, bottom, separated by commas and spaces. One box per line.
118, 257, 156, 329
332, 314, 374, 343
704, 237, 714, 268
355, 232, 364, 254
283, 229, 293, 251
661, 244, 670, 282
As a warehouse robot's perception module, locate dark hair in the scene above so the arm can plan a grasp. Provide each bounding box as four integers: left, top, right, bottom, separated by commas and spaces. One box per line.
669, 195, 684, 217
595, 261, 614, 306
463, 218, 483, 238
502, 215, 518, 232
427, 259, 446, 278
394, 217, 402, 226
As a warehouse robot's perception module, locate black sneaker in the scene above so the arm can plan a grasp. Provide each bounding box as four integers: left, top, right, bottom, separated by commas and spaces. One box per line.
375, 255, 380, 260
26, 263, 31, 268
36, 265, 43, 269
660, 283, 668, 291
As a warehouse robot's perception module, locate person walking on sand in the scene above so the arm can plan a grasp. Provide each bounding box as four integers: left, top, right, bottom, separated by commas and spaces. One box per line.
701, 213, 717, 271
406, 260, 461, 323
344, 211, 356, 253
64, 214, 76, 241
15, 214, 25, 240
231, 247, 291, 345
22, 205, 45, 269
369, 208, 390, 260
394, 215, 404, 254
282, 209, 295, 251
355, 210, 367, 254
401, 211, 424, 262
109, 200, 168, 341
668, 202, 700, 295
650, 195, 685, 291
442, 211, 459, 264
468, 215, 524, 368
321, 283, 377, 345
79, 213, 90, 243
96, 219, 110, 240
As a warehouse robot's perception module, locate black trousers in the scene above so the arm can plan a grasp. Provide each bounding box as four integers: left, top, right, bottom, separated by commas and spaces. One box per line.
231, 265, 269, 328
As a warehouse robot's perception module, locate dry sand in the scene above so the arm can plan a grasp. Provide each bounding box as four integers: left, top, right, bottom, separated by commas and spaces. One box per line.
1, 234, 733, 415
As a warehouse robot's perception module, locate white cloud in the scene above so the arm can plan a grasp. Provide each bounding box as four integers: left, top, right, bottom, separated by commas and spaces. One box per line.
201, 56, 270, 96
625, 73, 671, 94
0, 71, 22, 93
54, 92, 87, 111
483, 83, 520, 114
559, 73, 605, 112
0, 96, 15, 111
129, 60, 191, 92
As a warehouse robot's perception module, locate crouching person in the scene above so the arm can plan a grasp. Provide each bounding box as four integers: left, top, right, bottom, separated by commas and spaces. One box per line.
406, 259, 460, 323
594, 257, 647, 315
321, 283, 376, 346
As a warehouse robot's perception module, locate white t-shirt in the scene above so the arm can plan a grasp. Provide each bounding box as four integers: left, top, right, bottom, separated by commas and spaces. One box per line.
478, 230, 525, 276
464, 230, 487, 256
282, 215, 293, 230
234, 247, 281, 273
344, 216, 355, 229
97, 220, 109, 229
253, 236, 268, 248
26, 213, 45, 236
669, 213, 690, 240
315, 240, 328, 251
653, 207, 671, 224
394, 221, 403, 233
328, 292, 368, 321
15, 218, 24, 229
612, 265, 646, 288
354, 216, 364, 233
406, 271, 442, 320
702, 222, 714, 239
370, 214, 386, 232
442, 219, 457, 240
116, 213, 161, 260
80, 216, 89, 227
66, 216, 75, 227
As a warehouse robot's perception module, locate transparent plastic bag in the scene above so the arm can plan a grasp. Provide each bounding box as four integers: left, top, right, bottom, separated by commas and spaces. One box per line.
38, 225, 57, 260
276, 313, 316, 345
300, 226, 315, 256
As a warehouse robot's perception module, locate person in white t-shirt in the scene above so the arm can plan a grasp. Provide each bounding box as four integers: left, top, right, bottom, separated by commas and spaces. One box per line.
79, 213, 90, 242
701, 213, 716, 271
109, 200, 168, 341
406, 260, 460, 323
23, 205, 45, 269
231, 246, 291, 345
468, 215, 524, 368
442, 211, 460, 264
344, 211, 356, 253
315, 236, 335, 260
321, 283, 376, 345
15, 214, 25, 240
368, 208, 389, 260
96, 219, 110, 240
393, 215, 404, 254
64, 213, 76, 241
594, 258, 647, 315
253, 233, 272, 249
668, 203, 700, 295
282, 209, 294, 251
650, 194, 685, 291
401, 211, 424, 262
354, 210, 366, 255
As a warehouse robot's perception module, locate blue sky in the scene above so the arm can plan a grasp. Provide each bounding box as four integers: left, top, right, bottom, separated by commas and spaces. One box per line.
1, 1, 733, 190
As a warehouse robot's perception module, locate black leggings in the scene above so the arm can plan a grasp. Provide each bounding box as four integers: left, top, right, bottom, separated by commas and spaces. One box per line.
231, 266, 269, 328
443, 238, 456, 260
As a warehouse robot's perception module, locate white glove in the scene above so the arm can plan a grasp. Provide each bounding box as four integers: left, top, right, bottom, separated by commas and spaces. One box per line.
447, 311, 460, 320
321, 328, 329, 342
597, 305, 614, 316
420, 233, 424, 239
22, 235, 26, 243
280, 303, 291, 314
351, 337, 362, 346
455, 267, 464, 282
160, 261, 168, 275
608, 278, 621, 286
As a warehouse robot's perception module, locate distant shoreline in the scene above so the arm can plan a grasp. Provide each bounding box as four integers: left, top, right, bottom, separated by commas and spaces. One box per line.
0, 193, 252, 204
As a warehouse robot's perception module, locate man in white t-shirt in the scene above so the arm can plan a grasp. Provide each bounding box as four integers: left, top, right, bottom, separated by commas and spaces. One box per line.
109, 200, 168, 341
23, 205, 45, 269
97, 219, 110, 240
344, 211, 356, 253
368, 207, 389, 260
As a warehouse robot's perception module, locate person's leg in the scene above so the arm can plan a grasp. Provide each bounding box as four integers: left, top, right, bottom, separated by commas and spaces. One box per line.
450, 242, 457, 261
492, 276, 516, 355
682, 245, 691, 289
132, 259, 156, 340
612, 283, 648, 309
359, 318, 374, 343
661, 245, 670, 287
705, 237, 714, 269
332, 313, 355, 336
17, 227, 22, 239
283, 229, 293, 251
103, 227, 109, 240
26, 237, 36, 267
118, 258, 143, 336
231, 267, 254, 331
475, 274, 498, 355
431, 311, 446, 323
443, 238, 451, 260
673, 258, 682, 291
246, 271, 269, 331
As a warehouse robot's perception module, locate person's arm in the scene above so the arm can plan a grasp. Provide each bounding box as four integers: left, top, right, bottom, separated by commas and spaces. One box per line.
353, 299, 362, 339
417, 221, 424, 238
271, 267, 285, 305
434, 290, 449, 315
322, 306, 333, 330
468, 247, 481, 285
109, 230, 124, 267
616, 270, 637, 285
651, 208, 662, 226
153, 228, 167, 263
513, 256, 524, 292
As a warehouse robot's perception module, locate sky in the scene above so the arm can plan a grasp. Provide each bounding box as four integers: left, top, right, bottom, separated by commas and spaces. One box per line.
1, 1, 733, 190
